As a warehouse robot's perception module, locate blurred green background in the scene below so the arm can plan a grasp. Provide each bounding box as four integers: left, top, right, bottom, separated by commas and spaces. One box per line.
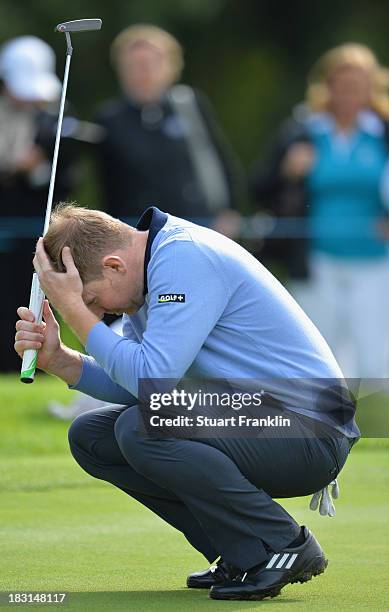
3, 0, 389, 210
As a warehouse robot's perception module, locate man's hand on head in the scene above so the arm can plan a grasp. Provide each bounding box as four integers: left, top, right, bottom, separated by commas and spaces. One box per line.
33, 238, 84, 314
33, 237, 100, 345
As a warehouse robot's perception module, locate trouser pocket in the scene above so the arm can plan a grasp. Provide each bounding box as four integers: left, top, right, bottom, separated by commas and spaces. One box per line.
321, 435, 350, 478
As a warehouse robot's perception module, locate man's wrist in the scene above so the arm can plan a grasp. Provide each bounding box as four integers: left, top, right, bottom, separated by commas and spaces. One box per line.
60, 301, 100, 346
57, 297, 86, 323
44, 344, 83, 386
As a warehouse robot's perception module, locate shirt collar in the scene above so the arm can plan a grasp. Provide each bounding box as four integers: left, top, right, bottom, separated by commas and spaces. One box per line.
136, 206, 168, 295
305, 109, 385, 137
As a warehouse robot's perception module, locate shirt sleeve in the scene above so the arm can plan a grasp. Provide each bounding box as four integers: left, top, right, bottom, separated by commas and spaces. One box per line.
69, 354, 139, 405
85, 239, 229, 397
69, 317, 138, 404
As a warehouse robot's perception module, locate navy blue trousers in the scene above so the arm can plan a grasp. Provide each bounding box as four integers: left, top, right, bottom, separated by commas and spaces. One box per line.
68, 404, 350, 571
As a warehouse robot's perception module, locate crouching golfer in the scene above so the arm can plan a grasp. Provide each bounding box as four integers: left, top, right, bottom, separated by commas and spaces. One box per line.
15, 205, 360, 601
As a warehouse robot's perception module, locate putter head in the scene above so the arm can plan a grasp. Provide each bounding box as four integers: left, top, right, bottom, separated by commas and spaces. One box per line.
56, 19, 102, 33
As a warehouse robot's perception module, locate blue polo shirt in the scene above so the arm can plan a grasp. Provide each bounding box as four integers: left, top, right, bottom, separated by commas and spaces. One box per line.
72, 207, 360, 439
305, 111, 389, 258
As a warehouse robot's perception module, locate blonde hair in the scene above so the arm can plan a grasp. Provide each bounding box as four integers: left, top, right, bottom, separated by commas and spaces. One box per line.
306, 43, 389, 118
43, 203, 132, 283
110, 24, 184, 84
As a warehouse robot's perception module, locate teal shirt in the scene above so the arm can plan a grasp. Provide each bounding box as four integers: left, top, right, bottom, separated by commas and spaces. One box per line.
306, 112, 389, 258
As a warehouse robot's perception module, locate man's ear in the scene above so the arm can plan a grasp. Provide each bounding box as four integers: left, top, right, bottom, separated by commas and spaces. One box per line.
101, 255, 127, 274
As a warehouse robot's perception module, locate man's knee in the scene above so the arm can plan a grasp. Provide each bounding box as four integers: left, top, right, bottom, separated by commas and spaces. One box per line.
68, 412, 93, 455
114, 407, 149, 472
68, 409, 119, 480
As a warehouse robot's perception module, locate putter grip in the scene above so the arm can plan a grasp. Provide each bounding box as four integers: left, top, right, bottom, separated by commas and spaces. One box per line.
20, 273, 45, 383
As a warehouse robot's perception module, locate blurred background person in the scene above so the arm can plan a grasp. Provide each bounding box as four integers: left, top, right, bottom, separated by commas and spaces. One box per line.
94, 24, 243, 233
0, 36, 81, 371
250, 43, 389, 379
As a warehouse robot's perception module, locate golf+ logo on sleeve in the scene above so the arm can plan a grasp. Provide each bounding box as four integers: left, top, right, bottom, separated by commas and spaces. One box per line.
158, 294, 186, 303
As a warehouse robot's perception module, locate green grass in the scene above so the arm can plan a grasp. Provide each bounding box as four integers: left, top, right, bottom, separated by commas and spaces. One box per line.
0, 374, 389, 611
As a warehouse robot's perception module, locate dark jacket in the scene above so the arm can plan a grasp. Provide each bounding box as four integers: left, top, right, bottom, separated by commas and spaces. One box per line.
249, 114, 311, 279
94, 88, 242, 220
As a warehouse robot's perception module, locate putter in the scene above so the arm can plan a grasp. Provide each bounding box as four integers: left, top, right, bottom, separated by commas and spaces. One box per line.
20, 18, 102, 383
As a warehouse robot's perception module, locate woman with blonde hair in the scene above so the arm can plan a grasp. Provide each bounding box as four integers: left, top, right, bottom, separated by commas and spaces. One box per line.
251, 43, 389, 379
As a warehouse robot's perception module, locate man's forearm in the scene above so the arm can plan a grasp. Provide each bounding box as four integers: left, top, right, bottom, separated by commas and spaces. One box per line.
61, 301, 100, 347
45, 344, 83, 386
